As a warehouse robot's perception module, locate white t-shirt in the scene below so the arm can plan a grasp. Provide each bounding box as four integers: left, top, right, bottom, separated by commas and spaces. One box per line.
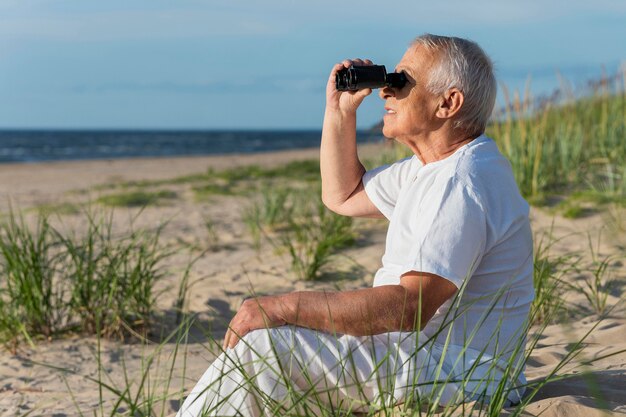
363, 135, 534, 398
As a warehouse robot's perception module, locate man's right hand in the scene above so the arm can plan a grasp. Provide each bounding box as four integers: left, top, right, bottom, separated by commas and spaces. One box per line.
326, 59, 374, 114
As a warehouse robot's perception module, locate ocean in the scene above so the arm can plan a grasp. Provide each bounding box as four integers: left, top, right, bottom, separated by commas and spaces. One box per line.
0, 129, 384, 164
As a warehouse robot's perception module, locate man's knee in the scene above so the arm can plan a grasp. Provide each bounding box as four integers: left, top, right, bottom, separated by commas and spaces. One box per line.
232, 326, 298, 362
234, 328, 284, 357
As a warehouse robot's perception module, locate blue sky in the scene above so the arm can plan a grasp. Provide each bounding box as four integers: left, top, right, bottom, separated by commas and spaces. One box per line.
0, 0, 624, 130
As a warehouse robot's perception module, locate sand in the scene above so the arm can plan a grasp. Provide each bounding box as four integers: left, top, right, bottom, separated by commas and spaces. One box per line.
0, 144, 624, 417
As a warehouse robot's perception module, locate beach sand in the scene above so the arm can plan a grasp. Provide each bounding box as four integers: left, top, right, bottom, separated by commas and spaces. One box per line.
0, 145, 624, 417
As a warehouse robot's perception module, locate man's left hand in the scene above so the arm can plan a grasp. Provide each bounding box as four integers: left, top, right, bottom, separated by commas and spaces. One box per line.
222, 295, 288, 350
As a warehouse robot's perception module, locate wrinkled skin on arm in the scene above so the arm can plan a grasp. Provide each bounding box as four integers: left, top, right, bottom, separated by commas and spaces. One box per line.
223, 271, 457, 350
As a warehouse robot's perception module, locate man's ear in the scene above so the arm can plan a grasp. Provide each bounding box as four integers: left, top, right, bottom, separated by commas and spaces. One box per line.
435, 88, 464, 119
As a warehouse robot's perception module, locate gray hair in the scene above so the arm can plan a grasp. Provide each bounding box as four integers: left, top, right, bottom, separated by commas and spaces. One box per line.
411, 34, 496, 136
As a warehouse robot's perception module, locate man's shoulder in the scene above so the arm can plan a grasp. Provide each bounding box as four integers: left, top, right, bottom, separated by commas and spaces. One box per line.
446, 136, 527, 211
452, 136, 514, 185
366, 154, 420, 185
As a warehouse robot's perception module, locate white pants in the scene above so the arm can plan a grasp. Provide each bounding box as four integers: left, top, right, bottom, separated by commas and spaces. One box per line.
175, 325, 478, 417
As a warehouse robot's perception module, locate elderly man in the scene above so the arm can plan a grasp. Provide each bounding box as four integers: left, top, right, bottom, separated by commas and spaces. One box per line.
177, 34, 534, 416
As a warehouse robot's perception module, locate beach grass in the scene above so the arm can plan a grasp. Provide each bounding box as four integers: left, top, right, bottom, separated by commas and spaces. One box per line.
202, 215, 221, 252
278, 195, 357, 281
242, 185, 358, 280
568, 233, 616, 316
530, 229, 571, 325
97, 190, 178, 207
557, 200, 591, 219
242, 186, 293, 250
34, 201, 83, 216
531, 227, 619, 324
39, 277, 624, 417
92, 160, 321, 194
0, 210, 176, 351
56, 211, 173, 338
192, 182, 238, 200
0, 212, 67, 349
487, 78, 625, 202
211, 160, 320, 183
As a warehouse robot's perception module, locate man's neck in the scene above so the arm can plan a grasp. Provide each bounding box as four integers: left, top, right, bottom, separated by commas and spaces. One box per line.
406, 130, 478, 165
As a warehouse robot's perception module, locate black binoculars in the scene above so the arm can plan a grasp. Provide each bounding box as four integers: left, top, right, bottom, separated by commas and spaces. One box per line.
335, 65, 407, 91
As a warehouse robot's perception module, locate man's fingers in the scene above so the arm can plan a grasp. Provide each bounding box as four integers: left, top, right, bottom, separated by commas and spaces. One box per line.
228, 328, 244, 349
222, 329, 231, 350
223, 325, 246, 350
328, 60, 353, 83
229, 334, 239, 349
352, 58, 373, 67
330, 58, 374, 84
355, 88, 373, 99
347, 58, 373, 67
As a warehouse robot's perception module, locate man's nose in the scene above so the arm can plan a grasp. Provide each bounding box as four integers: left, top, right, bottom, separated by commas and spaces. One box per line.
379, 85, 395, 99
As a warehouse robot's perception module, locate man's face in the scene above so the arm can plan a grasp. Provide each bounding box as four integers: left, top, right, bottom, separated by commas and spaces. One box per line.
379, 45, 442, 141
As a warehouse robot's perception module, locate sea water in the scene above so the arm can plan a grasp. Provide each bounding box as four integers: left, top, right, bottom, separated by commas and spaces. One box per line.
0, 129, 383, 163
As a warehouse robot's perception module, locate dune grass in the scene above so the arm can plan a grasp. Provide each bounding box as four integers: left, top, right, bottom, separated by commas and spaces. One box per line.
242, 186, 293, 250
192, 161, 320, 200
35, 273, 623, 417
530, 230, 571, 325
278, 195, 356, 281
243, 185, 358, 280
192, 182, 238, 200
0, 213, 67, 349
57, 212, 173, 337
568, 232, 616, 316
0, 210, 176, 351
488, 80, 625, 202
34, 201, 83, 216
94, 160, 320, 193
98, 190, 178, 207
531, 226, 619, 325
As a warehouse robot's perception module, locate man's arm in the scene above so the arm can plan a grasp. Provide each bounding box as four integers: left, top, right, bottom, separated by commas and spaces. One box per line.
320, 59, 383, 219
223, 271, 457, 349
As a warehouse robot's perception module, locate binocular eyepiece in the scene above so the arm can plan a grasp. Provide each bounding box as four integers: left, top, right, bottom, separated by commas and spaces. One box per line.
335, 65, 407, 91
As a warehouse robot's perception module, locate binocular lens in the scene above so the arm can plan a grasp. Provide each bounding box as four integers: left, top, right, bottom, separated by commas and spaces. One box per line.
335, 65, 407, 91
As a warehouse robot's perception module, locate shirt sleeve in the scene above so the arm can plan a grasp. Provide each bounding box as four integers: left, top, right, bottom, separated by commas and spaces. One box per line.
401, 177, 487, 288
362, 156, 417, 220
